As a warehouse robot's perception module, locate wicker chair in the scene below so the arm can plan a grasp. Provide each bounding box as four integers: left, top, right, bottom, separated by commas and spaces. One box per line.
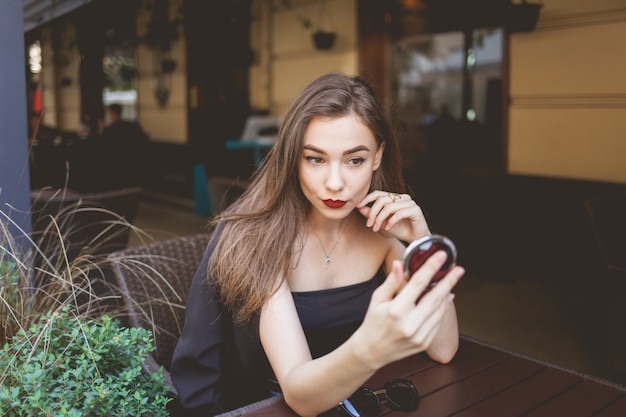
107, 233, 211, 396
30, 186, 143, 261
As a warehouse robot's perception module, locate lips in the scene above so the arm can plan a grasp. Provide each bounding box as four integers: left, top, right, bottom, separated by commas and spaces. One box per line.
323, 199, 347, 209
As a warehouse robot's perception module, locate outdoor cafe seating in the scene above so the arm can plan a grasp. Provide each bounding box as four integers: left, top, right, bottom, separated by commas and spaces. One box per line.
107, 233, 211, 400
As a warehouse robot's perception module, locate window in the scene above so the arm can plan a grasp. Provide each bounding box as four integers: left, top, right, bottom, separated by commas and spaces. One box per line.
390, 28, 504, 172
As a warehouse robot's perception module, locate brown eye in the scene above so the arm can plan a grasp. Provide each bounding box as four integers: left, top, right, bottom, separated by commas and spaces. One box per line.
348, 157, 365, 166
305, 156, 323, 164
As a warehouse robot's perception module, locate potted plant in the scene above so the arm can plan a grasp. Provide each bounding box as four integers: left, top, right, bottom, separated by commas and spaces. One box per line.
0, 203, 176, 416
0, 307, 170, 416
506, 0, 543, 32
295, 0, 337, 50
311, 30, 336, 50
140, 0, 181, 107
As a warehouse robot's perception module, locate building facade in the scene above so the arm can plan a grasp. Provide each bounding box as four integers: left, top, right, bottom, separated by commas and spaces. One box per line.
23, 0, 626, 188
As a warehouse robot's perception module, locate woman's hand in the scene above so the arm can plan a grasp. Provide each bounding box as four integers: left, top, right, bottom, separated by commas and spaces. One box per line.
349, 252, 463, 369
357, 190, 430, 242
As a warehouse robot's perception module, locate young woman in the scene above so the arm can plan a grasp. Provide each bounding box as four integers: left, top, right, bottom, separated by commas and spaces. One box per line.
170, 73, 464, 416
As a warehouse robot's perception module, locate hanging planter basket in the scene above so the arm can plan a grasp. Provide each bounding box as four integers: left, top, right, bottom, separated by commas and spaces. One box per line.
160, 58, 177, 74
506, 2, 543, 32
312, 31, 336, 50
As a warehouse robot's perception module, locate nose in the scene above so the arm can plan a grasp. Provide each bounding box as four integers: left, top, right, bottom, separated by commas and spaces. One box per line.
325, 163, 345, 192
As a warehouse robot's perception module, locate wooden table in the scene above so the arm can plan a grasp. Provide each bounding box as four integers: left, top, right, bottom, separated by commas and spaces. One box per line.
217, 335, 626, 417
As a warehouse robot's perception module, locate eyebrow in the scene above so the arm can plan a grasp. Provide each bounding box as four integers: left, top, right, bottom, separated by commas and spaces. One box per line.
303, 144, 371, 155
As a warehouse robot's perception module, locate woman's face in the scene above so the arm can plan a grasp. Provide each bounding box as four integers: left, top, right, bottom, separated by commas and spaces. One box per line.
298, 114, 383, 220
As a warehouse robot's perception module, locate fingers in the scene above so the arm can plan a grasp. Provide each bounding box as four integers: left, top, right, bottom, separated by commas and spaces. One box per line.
393, 250, 449, 306
406, 264, 463, 341
404, 293, 455, 348
357, 190, 414, 232
374, 200, 415, 232
362, 256, 462, 362
390, 252, 463, 343
358, 190, 405, 208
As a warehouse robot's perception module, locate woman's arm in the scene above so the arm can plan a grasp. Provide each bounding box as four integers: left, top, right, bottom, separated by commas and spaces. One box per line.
260, 253, 463, 417
259, 280, 378, 417
424, 296, 459, 363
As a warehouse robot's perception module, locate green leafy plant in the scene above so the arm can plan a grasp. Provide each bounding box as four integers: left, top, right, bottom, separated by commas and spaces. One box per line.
279, 0, 337, 50
0, 306, 170, 416
0, 197, 177, 416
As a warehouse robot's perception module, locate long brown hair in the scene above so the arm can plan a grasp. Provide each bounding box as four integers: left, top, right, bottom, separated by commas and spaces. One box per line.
209, 73, 406, 323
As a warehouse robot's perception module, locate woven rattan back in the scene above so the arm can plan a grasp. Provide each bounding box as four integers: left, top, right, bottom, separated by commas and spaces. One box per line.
108, 233, 210, 371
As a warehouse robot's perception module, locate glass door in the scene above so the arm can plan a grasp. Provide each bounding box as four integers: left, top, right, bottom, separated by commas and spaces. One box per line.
390, 28, 504, 175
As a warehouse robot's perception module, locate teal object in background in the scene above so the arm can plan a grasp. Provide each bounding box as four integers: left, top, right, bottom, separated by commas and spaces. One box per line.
193, 163, 212, 216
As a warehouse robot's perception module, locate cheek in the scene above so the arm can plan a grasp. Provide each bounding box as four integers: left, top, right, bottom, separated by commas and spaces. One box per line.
297, 168, 307, 192
298, 166, 317, 193
349, 170, 374, 195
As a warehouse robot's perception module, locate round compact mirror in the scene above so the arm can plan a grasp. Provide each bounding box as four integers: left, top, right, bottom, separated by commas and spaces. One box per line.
403, 234, 457, 287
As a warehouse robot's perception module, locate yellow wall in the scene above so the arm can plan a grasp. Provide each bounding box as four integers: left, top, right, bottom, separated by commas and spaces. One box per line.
508, 0, 626, 183
40, 22, 81, 131
249, 0, 358, 115
37, 2, 188, 143
55, 21, 81, 131
40, 26, 58, 127
135, 0, 187, 143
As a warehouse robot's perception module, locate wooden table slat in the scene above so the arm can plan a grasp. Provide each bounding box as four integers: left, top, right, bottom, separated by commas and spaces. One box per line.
409, 345, 512, 397
367, 353, 439, 388
402, 357, 545, 416
451, 367, 581, 417
366, 338, 484, 387
522, 380, 626, 417
594, 394, 626, 417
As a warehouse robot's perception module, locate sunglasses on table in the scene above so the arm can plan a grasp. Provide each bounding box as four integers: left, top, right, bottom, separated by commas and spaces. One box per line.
336, 378, 420, 417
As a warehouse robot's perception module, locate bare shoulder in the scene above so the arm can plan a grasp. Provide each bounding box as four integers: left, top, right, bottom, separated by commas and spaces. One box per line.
356, 221, 405, 273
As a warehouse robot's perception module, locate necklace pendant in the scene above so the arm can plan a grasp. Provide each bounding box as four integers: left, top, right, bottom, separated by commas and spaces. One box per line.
325, 256, 331, 265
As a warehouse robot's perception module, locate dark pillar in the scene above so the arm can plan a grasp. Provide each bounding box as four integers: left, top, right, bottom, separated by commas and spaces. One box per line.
0, 2, 31, 236
76, 2, 106, 126
184, 0, 253, 178
357, 0, 388, 101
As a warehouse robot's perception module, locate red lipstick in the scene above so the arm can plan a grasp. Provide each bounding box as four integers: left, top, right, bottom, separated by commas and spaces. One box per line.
323, 200, 347, 209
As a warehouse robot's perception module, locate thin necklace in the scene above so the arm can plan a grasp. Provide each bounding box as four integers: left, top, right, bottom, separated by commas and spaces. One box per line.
310, 218, 349, 265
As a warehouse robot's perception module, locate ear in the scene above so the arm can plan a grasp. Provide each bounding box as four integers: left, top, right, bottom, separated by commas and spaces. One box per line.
373, 142, 385, 171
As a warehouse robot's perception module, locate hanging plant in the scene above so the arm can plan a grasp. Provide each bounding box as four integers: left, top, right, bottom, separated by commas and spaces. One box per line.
291, 0, 338, 50
140, 0, 182, 107
312, 31, 336, 50
160, 58, 177, 74
506, 0, 543, 32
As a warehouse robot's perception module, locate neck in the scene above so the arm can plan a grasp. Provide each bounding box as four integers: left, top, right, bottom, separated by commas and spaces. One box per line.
308, 210, 356, 236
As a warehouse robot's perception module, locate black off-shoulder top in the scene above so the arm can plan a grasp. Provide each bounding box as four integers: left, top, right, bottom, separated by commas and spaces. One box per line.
292, 269, 386, 358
